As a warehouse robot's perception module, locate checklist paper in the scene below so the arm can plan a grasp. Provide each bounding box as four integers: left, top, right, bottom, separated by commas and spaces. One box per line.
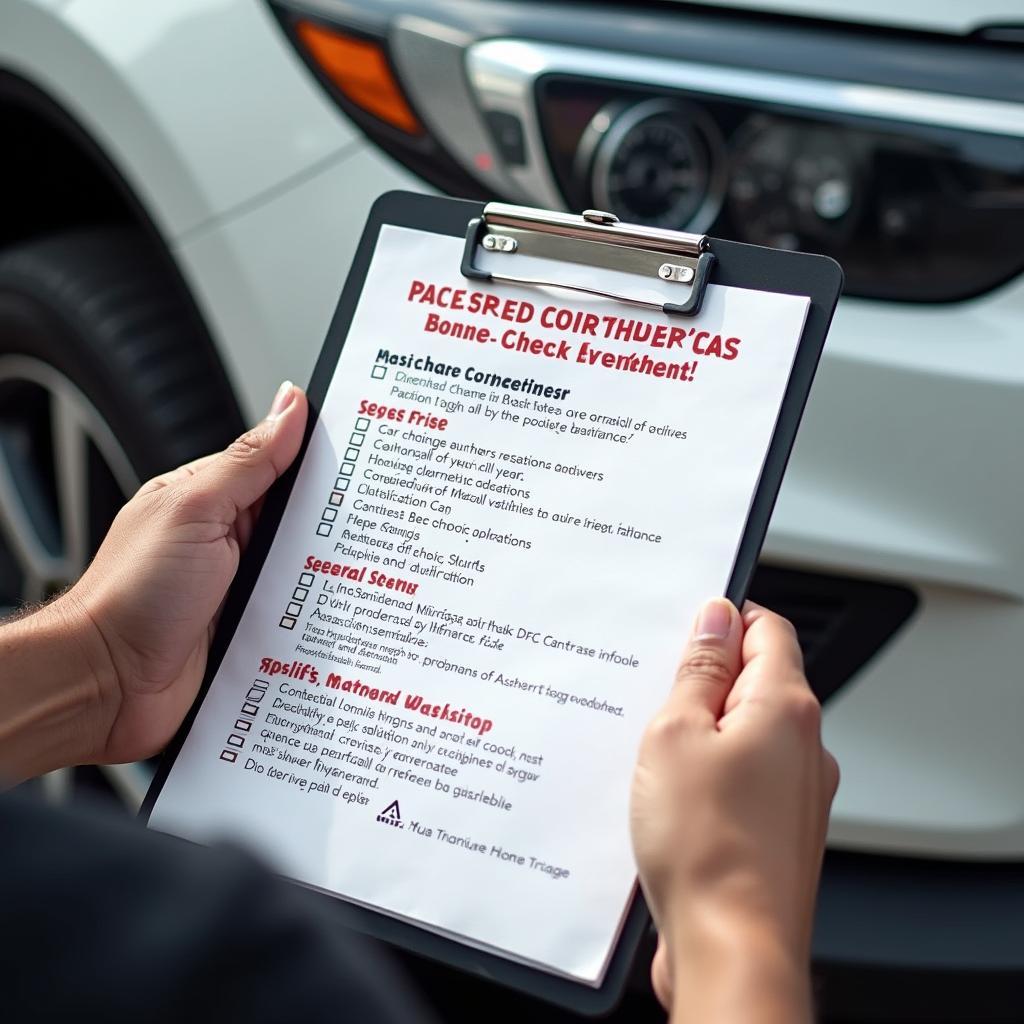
148, 225, 811, 985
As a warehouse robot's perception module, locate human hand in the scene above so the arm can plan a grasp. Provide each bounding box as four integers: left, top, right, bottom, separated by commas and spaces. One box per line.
630, 598, 839, 1023
57, 382, 308, 766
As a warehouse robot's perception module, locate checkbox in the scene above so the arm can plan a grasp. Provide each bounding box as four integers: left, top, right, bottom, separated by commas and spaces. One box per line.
335, 476, 350, 492
316, 522, 333, 537
349, 432, 364, 447
241, 702, 259, 716
234, 718, 252, 732
251, 678, 268, 691
371, 365, 387, 379
299, 571, 314, 587
322, 507, 337, 522
293, 586, 309, 602
344, 447, 360, 462
355, 417, 370, 431
339, 463, 354, 477
286, 601, 302, 617
246, 686, 267, 703
220, 749, 238, 763
227, 734, 245, 748
328, 491, 344, 506
279, 615, 297, 630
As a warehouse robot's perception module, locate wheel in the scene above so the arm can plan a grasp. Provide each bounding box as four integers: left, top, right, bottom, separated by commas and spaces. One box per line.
0, 226, 243, 808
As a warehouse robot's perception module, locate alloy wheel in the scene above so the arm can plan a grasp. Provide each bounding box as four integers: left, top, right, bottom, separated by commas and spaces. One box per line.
0, 354, 151, 808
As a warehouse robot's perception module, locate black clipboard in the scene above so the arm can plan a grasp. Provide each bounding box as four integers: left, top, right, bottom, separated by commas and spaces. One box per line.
142, 190, 842, 1016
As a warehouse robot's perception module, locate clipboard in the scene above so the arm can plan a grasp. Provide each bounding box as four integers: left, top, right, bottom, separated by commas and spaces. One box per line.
142, 190, 842, 1016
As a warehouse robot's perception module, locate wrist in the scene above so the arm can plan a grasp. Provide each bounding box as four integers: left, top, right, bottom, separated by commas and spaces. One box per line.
0, 592, 120, 781
664, 902, 811, 1024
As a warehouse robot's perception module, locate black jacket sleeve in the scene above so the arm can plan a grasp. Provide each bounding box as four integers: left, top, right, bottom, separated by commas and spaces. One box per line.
1, 793, 435, 1024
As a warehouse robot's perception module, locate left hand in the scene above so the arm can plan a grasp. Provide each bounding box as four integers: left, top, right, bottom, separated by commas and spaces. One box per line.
62, 381, 307, 764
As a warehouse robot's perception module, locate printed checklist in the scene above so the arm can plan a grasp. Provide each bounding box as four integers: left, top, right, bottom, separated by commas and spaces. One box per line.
218, 678, 267, 763
316, 415, 370, 537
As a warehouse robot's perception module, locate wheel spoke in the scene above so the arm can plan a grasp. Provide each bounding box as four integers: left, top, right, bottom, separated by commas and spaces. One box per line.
0, 435, 65, 602
99, 762, 154, 811
51, 385, 90, 574
39, 768, 73, 804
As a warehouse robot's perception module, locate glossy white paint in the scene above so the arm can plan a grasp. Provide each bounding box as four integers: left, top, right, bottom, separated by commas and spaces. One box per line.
4, 0, 1024, 858
6, 0, 356, 236
174, 144, 429, 419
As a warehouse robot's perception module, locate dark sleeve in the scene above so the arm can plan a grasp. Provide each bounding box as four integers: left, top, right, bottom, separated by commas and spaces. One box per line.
1, 793, 436, 1024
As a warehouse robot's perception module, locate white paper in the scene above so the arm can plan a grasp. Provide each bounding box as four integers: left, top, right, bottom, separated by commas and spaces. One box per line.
148, 225, 810, 985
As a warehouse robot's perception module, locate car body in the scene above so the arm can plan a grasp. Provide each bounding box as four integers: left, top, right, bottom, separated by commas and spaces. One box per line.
1, 0, 1022, 1018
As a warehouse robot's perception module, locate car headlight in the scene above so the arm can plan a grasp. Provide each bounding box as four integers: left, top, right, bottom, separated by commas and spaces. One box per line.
271, 0, 1024, 303
543, 82, 1024, 301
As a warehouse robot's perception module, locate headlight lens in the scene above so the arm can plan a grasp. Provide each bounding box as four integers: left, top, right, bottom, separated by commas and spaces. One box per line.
541, 80, 1024, 302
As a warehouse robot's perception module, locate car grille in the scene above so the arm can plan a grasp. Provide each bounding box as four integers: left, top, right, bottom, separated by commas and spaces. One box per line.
749, 566, 918, 703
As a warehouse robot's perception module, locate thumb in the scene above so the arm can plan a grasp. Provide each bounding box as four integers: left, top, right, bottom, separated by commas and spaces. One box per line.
194, 381, 308, 516
667, 598, 743, 721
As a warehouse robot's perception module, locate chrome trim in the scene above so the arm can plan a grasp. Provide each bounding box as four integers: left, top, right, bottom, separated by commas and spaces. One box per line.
465, 41, 566, 208
466, 38, 1024, 208
470, 39, 1024, 138
392, 19, 521, 199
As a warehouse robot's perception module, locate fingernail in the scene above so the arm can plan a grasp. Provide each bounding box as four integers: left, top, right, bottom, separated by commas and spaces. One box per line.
694, 598, 733, 641
269, 381, 295, 420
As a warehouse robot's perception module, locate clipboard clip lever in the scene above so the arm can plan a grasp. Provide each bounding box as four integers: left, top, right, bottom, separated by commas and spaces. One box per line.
462, 204, 715, 317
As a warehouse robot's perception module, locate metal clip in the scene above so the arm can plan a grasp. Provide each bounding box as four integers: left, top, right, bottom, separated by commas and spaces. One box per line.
461, 203, 715, 317
658, 263, 695, 284
481, 233, 518, 253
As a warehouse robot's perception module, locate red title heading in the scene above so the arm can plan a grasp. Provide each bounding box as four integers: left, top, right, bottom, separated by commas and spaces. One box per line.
405, 278, 743, 384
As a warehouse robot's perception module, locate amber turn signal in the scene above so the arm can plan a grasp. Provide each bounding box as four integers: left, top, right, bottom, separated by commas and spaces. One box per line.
295, 20, 422, 135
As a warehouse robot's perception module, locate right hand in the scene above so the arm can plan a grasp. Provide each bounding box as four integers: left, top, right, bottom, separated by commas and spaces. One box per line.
630, 599, 839, 1022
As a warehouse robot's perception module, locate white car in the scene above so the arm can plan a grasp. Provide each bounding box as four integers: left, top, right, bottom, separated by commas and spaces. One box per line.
1, 0, 1022, 1016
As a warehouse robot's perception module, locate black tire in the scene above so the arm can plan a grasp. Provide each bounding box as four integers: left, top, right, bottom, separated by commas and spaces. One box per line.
0, 226, 242, 481
0, 226, 243, 805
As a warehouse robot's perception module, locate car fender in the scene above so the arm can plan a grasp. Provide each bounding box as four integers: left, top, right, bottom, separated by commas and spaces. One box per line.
1, 0, 355, 239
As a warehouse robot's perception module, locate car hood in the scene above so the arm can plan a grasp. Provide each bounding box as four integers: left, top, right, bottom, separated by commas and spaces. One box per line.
669, 0, 1019, 35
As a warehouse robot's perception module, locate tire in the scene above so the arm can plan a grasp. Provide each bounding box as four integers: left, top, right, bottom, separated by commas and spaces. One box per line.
0, 226, 243, 807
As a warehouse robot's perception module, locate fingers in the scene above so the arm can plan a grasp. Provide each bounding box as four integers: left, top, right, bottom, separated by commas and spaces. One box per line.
665, 598, 742, 721
650, 936, 673, 1012
717, 604, 812, 724
187, 382, 308, 518
740, 602, 805, 674
737, 605, 806, 697
823, 749, 841, 800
